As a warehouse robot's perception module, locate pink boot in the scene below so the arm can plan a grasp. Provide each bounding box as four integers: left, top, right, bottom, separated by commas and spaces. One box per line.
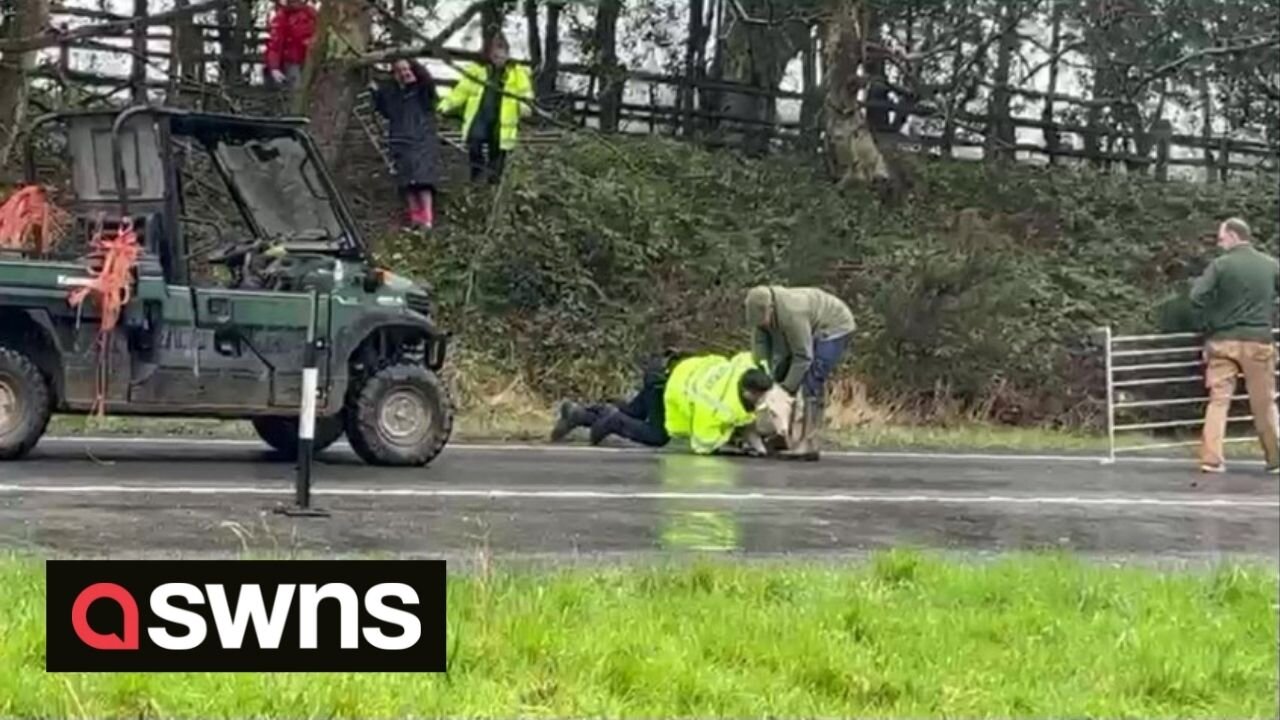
417, 191, 434, 229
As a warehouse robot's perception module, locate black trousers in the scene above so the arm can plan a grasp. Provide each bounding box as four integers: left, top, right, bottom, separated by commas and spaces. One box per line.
467, 136, 506, 184
593, 364, 669, 447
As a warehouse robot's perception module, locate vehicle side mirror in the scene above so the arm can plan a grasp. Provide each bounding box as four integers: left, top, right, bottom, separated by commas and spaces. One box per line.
362, 268, 388, 294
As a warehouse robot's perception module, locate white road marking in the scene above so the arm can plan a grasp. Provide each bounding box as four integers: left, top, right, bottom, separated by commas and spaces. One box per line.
0, 483, 1274, 509
39, 436, 1257, 466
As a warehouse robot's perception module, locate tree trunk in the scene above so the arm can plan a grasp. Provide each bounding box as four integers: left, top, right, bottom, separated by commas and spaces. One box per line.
391, 0, 408, 43
680, 0, 705, 137
799, 28, 820, 151
537, 1, 561, 102
1042, 0, 1061, 164
700, 0, 724, 136
985, 0, 1016, 165
936, 0, 978, 159
130, 0, 149, 104
169, 0, 203, 106
300, 0, 371, 167
1199, 73, 1214, 183
1122, 82, 1165, 175
1084, 66, 1109, 170
524, 0, 541, 72
0, 0, 48, 169
594, 0, 623, 133
718, 0, 809, 152
481, 1, 505, 47
823, 0, 889, 184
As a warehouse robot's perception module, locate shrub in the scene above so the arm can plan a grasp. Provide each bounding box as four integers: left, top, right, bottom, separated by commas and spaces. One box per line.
377, 136, 1278, 429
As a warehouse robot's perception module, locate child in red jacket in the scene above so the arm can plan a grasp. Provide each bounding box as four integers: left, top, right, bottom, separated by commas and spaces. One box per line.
265, 0, 317, 88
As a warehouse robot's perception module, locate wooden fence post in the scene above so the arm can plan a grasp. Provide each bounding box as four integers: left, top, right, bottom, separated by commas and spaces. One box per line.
1218, 136, 1230, 182
58, 36, 70, 75
648, 83, 657, 134
1152, 119, 1171, 182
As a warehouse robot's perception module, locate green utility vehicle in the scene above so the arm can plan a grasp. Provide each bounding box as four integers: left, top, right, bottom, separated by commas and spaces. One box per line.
0, 106, 453, 465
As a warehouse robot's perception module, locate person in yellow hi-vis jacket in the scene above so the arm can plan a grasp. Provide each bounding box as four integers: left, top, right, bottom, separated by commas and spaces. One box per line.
550, 351, 775, 455
437, 33, 533, 184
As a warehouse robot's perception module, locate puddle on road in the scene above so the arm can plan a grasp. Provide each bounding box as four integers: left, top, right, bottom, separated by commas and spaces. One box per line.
657, 455, 742, 552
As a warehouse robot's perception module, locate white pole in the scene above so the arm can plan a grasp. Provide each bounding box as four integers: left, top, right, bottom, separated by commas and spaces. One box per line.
294, 291, 320, 510
1103, 325, 1116, 465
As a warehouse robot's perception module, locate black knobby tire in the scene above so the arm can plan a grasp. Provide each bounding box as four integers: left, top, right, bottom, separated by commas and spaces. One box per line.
345, 363, 453, 466
0, 345, 52, 461
251, 414, 345, 458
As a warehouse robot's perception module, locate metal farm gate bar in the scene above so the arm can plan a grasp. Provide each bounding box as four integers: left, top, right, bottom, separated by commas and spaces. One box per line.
1102, 327, 1280, 464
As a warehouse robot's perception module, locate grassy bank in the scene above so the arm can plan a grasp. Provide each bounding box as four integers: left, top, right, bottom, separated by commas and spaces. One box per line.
2, 553, 1275, 718
377, 135, 1279, 430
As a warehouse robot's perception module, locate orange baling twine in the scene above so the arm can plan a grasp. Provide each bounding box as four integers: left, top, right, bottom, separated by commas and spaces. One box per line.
0, 185, 68, 254
67, 219, 142, 416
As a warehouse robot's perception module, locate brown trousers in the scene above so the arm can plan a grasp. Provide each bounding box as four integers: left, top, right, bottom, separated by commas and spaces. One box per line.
1200, 339, 1279, 467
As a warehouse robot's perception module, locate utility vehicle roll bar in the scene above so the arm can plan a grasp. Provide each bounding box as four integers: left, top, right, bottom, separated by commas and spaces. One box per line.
22, 105, 367, 257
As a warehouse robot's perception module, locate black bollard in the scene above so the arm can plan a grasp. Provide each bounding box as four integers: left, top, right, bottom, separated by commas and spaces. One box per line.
277, 291, 329, 517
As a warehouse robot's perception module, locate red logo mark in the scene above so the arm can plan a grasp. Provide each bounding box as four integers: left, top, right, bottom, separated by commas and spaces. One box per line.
71, 583, 139, 650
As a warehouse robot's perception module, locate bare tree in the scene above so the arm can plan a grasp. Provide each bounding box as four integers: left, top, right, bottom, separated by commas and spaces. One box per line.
985, 0, 1018, 164
538, 1, 563, 102
300, 0, 372, 166
480, 0, 507, 46
593, 0, 624, 132
680, 0, 707, 137
524, 0, 541, 70
1042, 0, 1063, 163
717, 0, 812, 151
168, 0, 201, 105
823, 0, 889, 184
0, 0, 49, 169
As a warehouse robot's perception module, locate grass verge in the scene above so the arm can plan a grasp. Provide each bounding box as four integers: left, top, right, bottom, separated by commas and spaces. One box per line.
47, 412, 1253, 459
1, 552, 1275, 718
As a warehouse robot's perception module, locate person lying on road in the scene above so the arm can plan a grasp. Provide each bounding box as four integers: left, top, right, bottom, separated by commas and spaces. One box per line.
551, 351, 774, 455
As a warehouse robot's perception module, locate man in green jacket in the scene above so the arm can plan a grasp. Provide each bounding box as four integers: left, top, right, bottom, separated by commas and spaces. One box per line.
1190, 217, 1280, 474
745, 286, 856, 460
550, 351, 775, 455
437, 33, 533, 183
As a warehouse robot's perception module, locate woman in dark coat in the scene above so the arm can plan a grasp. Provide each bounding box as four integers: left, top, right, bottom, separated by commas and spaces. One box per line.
372, 60, 443, 228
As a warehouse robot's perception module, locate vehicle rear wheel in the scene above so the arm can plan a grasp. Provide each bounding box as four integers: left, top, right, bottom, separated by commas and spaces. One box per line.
345, 363, 453, 466
251, 414, 345, 458
0, 346, 52, 461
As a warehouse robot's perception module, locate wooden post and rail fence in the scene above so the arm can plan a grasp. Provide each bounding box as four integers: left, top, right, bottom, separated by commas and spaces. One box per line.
31, 4, 1280, 181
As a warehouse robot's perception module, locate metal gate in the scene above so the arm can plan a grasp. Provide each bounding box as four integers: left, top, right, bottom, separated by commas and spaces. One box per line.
1102, 326, 1280, 464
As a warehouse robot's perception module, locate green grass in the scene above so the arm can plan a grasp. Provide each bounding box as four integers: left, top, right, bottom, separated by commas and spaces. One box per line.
827, 422, 1110, 452
1, 553, 1275, 718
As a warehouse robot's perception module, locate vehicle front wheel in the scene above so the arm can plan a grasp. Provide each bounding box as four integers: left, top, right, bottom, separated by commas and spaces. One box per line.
251, 414, 345, 459
0, 345, 52, 461
345, 363, 453, 466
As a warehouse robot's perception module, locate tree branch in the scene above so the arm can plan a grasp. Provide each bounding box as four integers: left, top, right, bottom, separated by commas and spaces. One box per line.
1252, 66, 1280, 101
1132, 36, 1280, 93
726, 0, 821, 28
356, 1, 486, 66
1, 0, 232, 53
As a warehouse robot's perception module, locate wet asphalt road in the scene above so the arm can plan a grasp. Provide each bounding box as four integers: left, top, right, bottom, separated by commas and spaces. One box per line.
0, 437, 1276, 561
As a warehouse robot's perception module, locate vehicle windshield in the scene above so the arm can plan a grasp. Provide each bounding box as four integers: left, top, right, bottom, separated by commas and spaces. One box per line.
212, 135, 347, 249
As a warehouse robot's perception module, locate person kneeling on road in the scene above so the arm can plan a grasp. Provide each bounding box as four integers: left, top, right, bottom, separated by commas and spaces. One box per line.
551, 352, 775, 455
745, 285, 856, 461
